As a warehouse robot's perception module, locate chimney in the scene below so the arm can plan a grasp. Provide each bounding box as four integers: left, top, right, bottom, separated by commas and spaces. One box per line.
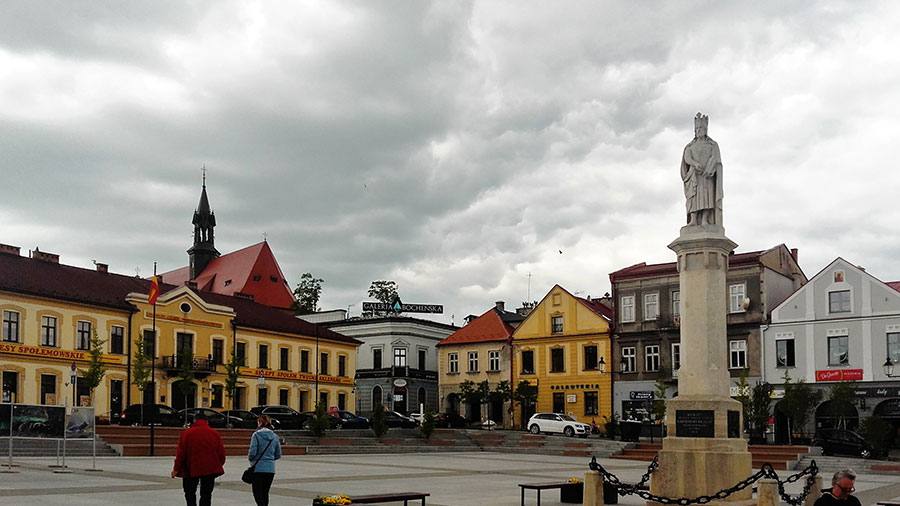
95, 263, 108, 273
790, 248, 798, 261
0, 243, 21, 256
495, 301, 505, 312
185, 281, 198, 290
30, 248, 59, 264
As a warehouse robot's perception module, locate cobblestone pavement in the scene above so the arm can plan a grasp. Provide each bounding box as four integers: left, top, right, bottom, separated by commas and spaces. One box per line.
1, 453, 898, 506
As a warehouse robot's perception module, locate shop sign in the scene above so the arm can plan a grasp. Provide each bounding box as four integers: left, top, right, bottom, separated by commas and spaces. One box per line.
362, 297, 443, 314
566, 394, 576, 403
629, 391, 654, 400
815, 369, 863, 382
244, 368, 353, 385
0, 343, 122, 364
143, 311, 223, 328
393, 379, 408, 387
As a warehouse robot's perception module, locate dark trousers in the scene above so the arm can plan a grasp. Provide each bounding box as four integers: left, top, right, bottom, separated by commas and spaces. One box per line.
252, 472, 275, 506
182, 474, 216, 506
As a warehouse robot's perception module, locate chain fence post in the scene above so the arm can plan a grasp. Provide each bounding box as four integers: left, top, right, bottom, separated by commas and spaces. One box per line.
757, 478, 778, 506
803, 475, 823, 506
584, 470, 603, 506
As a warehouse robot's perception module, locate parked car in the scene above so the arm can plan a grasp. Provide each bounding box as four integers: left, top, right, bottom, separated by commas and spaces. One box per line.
383, 411, 418, 428
527, 413, 591, 438
118, 404, 185, 427
813, 428, 873, 458
335, 410, 371, 429
435, 412, 466, 429
180, 408, 237, 428
220, 409, 271, 429
249, 405, 308, 430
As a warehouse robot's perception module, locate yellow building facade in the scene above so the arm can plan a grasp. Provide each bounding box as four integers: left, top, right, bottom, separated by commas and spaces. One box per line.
512, 285, 613, 427
0, 248, 359, 416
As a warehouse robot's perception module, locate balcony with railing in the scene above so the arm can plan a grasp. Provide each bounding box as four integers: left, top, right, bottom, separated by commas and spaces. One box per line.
160, 354, 218, 378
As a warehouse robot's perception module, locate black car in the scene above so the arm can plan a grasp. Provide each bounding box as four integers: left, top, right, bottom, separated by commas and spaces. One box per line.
180, 408, 235, 428
335, 410, 370, 429
814, 428, 873, 458
119, 404, 184, 427
221, 409, 263, 429
383, 411, 418, 428
435, 412, 466, 429
249, 405, 308, 429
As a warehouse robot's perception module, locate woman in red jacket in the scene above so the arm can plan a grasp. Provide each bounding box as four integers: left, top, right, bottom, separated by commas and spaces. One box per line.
171, 411, 226, 506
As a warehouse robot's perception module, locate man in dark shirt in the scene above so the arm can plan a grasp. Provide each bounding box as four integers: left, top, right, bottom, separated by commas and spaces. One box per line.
814, 469, 860, 506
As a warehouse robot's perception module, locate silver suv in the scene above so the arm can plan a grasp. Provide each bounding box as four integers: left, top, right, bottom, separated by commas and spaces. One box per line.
527, 412, 591, 437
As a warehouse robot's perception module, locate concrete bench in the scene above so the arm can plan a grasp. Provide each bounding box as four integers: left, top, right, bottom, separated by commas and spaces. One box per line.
348, 492, 429, 505
519, 481, 583, 506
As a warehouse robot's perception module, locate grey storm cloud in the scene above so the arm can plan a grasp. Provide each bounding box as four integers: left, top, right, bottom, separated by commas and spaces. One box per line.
2, 1, 900, 321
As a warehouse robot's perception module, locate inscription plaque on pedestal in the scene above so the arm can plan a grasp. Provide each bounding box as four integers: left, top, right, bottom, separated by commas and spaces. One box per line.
727, 410, 740, 438
675, 409, 715, 438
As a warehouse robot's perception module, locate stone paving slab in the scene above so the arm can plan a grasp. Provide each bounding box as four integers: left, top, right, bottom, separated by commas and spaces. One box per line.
1, 452, 899, 506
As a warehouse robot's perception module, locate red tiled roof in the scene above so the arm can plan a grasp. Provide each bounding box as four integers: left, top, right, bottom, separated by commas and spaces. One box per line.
161, 241, 295, 309
577, 297, 613, 320
0, 251, 357, 345
436, 308, 515, 347
887, 281, 900, 293
609, 248, 771, 281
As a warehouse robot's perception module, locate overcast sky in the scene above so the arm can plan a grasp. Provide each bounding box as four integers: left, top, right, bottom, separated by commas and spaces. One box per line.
3, 1, 900, 324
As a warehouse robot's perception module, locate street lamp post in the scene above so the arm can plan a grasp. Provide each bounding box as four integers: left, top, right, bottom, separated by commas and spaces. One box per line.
883, 357, 898, 378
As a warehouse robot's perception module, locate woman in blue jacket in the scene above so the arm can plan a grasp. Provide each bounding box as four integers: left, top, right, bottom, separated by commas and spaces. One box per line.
248, 415, 282, 506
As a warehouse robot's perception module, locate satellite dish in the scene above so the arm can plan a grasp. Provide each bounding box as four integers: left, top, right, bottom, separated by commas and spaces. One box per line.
742, 297, 751, 310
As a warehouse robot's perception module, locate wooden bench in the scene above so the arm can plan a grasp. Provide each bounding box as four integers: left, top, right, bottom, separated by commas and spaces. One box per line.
876, 502, 900, 506
519, 481, 582, 506
348, 492, 429, 505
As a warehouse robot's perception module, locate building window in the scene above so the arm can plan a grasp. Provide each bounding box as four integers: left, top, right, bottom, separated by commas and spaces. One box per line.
418, 348, 427, 370
621, 296, 635, 323
393, 348, 407, 367
551, 316, 563, 334
235, 342, 246, 366
448, 353, 459, 374
373, 348, 382, 369
212, 339, 224, 365
2, 310, 20, 342
143, 329, 157, 358
2, 371, 19, 403
645, 345, 660, 372
41, 374, 56, 405
889, 333, 900, 363
671, 343, 681, 373
280, 347, 289, 371
319, 391, 328, 407
300, 349, 309, 372
257, 387, 267, 406
521, 350, 534, 374
110, 325, 125, 354
279, 388, 289, 406
644, 294, 659, 321
672, 291, 680, 316
258, 344, 269, 369
338, 355, 347, 377
776, 339, 795, 367
584, 391, 599, 416
41, 315, 57, 347
468, 351, 479, 372
584, 345, 598, 371
622, 347, 636, 373
211, 385, 223, 408
550, 348, 565, 373
729, 284, 746, 313
828, 335, 849, 365
488, 350, 500, 372
320, 352, 329, 375
338, 392, 346, 411
729, 340, 747, 369
829, 290, 851, 313
76, 321, 92, 350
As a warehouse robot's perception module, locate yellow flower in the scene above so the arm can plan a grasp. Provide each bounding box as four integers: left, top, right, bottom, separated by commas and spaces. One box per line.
567, 477, 581, 483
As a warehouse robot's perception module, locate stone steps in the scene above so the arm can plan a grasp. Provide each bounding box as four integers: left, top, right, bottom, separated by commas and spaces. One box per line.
796, 455, 900, 474
0, 437, 118, 456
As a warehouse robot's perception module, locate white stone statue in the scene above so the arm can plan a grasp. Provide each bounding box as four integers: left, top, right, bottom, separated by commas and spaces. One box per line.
680, 113, 723, 226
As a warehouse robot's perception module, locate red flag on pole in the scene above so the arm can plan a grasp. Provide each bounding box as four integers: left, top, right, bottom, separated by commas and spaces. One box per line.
148, 275, 159, 305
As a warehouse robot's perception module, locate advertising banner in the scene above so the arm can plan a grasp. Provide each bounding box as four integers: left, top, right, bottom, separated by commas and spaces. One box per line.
67, 407, 95, 439
11, 404, 65, 438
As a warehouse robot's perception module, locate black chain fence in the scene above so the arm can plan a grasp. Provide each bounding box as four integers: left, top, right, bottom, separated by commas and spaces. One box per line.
588, 456, 819, 506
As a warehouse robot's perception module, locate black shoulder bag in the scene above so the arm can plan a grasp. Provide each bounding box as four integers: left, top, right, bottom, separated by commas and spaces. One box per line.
241, 437, 274, 484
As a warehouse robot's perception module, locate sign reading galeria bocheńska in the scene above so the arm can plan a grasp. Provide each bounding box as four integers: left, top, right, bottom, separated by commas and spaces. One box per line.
362, 297, 442, 314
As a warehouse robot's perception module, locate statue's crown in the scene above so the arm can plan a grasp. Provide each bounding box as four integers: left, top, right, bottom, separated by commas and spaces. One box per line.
694, 112, 708, 128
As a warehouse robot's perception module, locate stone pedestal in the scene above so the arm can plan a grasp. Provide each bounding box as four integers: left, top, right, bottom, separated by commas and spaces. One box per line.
648, 225, 752, 506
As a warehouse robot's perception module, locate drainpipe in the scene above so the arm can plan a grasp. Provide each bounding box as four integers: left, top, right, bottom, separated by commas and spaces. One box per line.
126, 304, 135, 406
508, 337, 515, 429
231, 320, 237, 410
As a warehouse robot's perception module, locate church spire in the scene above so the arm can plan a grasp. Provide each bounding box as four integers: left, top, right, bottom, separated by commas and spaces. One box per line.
188, 168, 220, 278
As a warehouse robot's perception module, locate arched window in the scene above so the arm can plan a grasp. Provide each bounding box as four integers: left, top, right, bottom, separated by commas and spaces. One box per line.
372, 385, 383, 411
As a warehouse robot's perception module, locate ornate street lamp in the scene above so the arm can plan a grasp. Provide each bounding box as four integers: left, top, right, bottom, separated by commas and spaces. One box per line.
883, 357, 898, 378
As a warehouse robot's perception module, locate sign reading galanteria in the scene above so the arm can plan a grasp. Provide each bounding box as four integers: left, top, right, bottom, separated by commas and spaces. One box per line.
362, 297, 443, 314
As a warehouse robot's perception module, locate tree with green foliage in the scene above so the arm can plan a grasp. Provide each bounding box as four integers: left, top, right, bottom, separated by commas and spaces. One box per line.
80, 329, 108, 404
224, 348, 242, 411
308, 401, 331, 437
651, 378, 668, 422
778, 372, 822, 444
176, 348, 196, 401
458, 380, 486, 422
602, 412, 621, 439
860, 416, 893, 458
734, 368, 752, 432
371, 403, 388, 437
366, 280, 399, 316
748, 381, 774, 443
420, 410, 436, 439
827, 381, 858, 430
512, 380, 538, 424
292, 272, 324, 315
132, 334, 152, 401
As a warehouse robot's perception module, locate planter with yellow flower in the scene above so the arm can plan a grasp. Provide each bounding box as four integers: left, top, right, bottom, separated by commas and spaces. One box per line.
313, 494, 351, 505
560, 478, 583, 503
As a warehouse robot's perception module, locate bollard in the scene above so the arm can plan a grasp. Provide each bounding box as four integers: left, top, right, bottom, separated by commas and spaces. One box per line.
584, 470, 603, 506
803, 475, 823, 506
757, 478, 778, 506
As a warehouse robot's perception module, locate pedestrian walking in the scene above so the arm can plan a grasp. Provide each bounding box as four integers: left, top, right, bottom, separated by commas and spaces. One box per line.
248, 414, 282, 506
814, 469, 860, 506
171, 411, 226, 506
